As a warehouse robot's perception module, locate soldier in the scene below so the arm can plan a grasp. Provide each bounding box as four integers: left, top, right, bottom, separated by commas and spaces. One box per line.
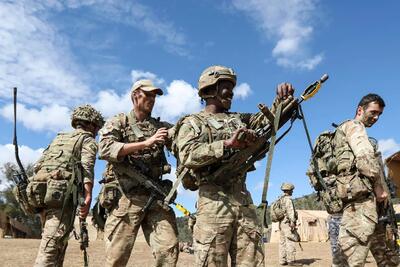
33, 104, 104, 267
278, 183, 299, 266
98, 79, 179, 267
335, 93, 388, 267
173, 65, 294, 266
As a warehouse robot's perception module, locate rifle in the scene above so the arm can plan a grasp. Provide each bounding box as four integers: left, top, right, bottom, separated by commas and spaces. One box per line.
203, 74, 329, 184
114, 161, 195, 219
11, 87, 36, 215
79, 217, 89, 267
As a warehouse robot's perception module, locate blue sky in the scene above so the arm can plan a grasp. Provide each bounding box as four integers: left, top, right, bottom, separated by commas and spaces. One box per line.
1, 0, 399, 213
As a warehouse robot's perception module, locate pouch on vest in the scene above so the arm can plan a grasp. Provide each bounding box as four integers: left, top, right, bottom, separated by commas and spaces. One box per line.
321, 189, 344, 214
13, 186, 37, 215
336, 173, 372, 202
26, 181, 47, 209
99, 180, 122, 211
44, 179, 68, 208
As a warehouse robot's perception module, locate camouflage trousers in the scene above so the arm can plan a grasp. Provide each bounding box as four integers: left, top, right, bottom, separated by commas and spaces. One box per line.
34, 208, 74, 267
279, 221, 296, 265
369, 223, 400, 267
327, 214, 349, 267
339, 198, 377, 267
104, 194, 179, 267
193, 193, 264, 267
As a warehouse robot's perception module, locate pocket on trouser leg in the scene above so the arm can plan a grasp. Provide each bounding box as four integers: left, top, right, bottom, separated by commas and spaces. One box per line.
193, 224, 217, 267
239, 225, 264, 267
104, 214, 124, 242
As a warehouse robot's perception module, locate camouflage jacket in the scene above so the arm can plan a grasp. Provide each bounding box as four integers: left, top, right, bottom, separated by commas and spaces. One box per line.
174, 103, 278, 205
281, 195, 297, 224
98, 110, 173, 191
333, 119, 382, 187
34, 128, 97, 184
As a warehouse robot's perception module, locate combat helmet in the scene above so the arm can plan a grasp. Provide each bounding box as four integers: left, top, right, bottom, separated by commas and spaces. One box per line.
198, 65, 236, 99
71, 104, 105, 129
281, 182, 295, 191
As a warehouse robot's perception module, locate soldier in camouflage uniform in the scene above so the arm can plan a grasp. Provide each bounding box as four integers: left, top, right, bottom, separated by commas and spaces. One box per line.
278, 183, 299, 266
33, 105, 104, 267
173, 65, 294, 266
368, 138, 400, 267
98, 79, 179, 267
335, 94, 388, 267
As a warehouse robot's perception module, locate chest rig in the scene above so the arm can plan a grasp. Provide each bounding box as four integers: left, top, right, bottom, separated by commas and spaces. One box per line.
183, 112, 248, 187
119, 111, 170, 181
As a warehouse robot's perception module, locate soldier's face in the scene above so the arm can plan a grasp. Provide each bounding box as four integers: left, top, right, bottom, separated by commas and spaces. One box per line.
217, 80, 234, 111
357, 101, 384, 127
134, 89, 156, 114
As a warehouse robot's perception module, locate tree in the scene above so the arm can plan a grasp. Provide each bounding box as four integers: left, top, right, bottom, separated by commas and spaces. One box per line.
0, 162, 42, 238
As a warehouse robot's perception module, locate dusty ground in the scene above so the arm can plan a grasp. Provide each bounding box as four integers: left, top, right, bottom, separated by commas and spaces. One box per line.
0, 238, 379, 267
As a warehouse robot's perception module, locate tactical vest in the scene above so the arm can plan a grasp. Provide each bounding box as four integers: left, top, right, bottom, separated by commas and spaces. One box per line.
174, 111, 247, 190
333, 121, 373, 202
26, 129, 90, 210
109, 111, 171, 192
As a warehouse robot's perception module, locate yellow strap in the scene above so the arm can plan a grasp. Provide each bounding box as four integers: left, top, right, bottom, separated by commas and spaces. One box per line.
175, 203, 191, 217
301, 83, 321, 101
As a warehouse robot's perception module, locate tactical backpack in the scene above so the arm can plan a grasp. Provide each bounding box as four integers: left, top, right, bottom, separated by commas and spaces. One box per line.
306, 129, 344, 214
25, 130, 89, 211
270, 197, 285, 222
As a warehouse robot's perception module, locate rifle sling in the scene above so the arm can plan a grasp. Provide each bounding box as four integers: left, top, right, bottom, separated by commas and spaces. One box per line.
165, 167, 188, 204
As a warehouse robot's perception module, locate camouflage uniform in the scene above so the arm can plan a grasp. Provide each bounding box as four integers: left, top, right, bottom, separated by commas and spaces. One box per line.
99, 110, 179, 267
278, 185, 298, 265
335, 120, 382, 267
174, 110, 271, 267
33, 104, 103, 267
328, 214, 349, 267
369, 223, 400, 267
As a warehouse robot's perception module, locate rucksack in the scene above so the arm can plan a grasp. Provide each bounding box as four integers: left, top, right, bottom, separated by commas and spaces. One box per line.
307, 130, 337, 191
270, 197, 285, 222
24, 130, 89, 210
306, 128, 344, 214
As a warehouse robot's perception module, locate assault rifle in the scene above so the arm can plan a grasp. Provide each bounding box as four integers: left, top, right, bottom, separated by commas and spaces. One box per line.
11, 87, 35, 215
377, 152, 400, 254
113, 161, 194, 219
204, 74, 329, 183
79, 218, 89, 267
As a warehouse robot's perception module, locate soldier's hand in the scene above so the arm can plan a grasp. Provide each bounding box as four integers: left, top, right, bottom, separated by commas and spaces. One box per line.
224, 128, 255, 149
79, 201, 90, 219
276, 82, 295, 100
374, 184, 388, 203
146, 128, 168, 147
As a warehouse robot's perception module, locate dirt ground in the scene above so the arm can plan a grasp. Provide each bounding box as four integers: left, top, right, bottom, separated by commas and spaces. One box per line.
0, 238, 379, 267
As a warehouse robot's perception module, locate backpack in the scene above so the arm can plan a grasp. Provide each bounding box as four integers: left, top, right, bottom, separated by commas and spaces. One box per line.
307, 130, 337, 191
306, 128, 344, 214
24, 130, 89, 211
270, 197, 285, 222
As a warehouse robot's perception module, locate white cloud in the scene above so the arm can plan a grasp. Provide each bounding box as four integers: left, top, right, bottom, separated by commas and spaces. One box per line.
92, 89, 132, 118
131, 70, 165, 86
232, 0, 323, 70
378, 138, 400, 159
0, 1, 91, 106
234, 83, 252, 100
0, 103, 71, 132
0, 144, 44, 189
153, 80, 202, 122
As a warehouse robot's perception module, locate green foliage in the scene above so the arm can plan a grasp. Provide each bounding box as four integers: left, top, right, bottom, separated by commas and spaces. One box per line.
292, 193, 326, 210
0, 163, 42, 238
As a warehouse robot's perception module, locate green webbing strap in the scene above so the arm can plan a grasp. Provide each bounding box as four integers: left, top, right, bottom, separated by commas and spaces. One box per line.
260, 102, 283, 240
